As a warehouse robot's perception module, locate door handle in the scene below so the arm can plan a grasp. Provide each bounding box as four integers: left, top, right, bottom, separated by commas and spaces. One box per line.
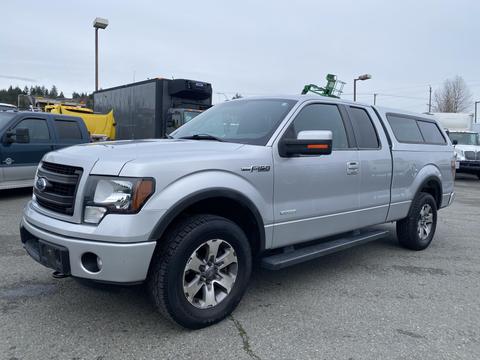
346, 161, 359, 175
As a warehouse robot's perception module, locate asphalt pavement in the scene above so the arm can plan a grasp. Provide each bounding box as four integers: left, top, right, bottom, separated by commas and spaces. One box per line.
1, 175, 479, 360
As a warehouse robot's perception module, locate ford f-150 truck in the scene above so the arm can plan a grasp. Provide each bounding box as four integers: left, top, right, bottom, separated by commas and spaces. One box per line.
20, 96, 455, 329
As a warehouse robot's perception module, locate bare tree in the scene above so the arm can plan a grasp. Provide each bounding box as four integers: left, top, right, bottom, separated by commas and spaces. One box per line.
433, 76, 472, 113
231, 93, 243, 100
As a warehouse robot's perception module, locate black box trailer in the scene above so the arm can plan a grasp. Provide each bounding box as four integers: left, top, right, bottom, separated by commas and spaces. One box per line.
93, 78, 212, 140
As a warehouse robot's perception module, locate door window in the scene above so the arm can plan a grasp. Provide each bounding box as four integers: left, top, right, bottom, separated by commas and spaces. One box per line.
348, 107, 380, 149
287, 104, 349, 149
54, 120, 82, 140
13, 119, 50, 142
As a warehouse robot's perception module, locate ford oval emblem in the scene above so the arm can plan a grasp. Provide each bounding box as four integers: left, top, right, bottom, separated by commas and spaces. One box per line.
35, 177, 48, 192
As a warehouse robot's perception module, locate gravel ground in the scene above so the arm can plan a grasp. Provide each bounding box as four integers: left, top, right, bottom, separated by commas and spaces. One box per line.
1, 175, 479, 360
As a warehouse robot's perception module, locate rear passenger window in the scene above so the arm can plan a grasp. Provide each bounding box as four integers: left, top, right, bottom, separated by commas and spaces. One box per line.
387, 115, 424, 143
55, 120, 82, 140
417, 121, 446, 144
288, 104, 349, 149
348, 107, 379, 148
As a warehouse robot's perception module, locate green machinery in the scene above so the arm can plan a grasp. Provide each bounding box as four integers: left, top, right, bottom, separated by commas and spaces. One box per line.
301, 74, 346, 98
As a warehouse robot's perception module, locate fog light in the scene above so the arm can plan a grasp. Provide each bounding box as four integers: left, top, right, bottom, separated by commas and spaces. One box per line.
84, 206, 107, 224
81, 252, 102, 273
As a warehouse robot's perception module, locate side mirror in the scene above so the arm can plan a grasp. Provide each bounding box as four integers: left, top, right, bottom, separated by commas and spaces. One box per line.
5, 128, 30, 144
452, 139, 458, 146
279, 130, 333, 157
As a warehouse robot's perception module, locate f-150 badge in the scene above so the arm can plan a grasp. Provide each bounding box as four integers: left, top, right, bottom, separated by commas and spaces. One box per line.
241, 165, 271, 172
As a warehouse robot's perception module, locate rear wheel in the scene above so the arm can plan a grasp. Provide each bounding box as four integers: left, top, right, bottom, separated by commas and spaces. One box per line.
396, 192, 437, 250
148, 214, 252, 329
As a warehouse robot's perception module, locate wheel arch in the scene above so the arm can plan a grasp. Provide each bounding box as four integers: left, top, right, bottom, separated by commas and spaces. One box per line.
148, 188, 266, 255
413, 175, 443, 209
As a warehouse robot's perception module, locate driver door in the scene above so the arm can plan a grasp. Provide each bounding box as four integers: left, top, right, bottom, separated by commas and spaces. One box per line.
2, 116, 53, 182
272, 102, 360, 248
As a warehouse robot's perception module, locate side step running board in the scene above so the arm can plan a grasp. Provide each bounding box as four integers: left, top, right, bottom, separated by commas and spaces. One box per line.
261, 229, 389, 270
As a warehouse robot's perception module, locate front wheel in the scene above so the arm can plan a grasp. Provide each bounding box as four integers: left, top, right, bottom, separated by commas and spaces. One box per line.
396, 192, 437, 250
148, 214, 252, 329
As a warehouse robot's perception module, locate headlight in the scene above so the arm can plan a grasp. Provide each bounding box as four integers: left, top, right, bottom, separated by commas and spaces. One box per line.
454, 148, 465, 161
83, 176, 155, 224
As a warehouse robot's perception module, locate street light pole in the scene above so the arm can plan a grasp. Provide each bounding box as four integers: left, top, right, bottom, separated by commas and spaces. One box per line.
95, 27, 99, 92
475, 101, 480, 123
353, 74, 372, 102
353, 79, 358, 102
93, 17, 109, 92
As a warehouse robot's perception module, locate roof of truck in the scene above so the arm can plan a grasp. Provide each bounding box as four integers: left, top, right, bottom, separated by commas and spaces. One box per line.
238, 95, 434, 120
448, 130, 478, 134
238, 94, 369, 106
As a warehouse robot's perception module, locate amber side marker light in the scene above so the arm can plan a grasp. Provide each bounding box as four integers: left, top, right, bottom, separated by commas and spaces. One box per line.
132, 179, 155, 210
307, 144, 329, 149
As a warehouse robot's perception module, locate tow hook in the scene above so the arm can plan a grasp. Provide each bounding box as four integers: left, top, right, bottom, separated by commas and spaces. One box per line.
52, 271, 70, 279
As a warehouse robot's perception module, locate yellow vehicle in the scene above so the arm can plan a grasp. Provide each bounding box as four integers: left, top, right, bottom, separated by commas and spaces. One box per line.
45, 105, 116, 141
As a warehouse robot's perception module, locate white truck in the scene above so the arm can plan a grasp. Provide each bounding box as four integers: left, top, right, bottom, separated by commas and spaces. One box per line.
431, 112, 480, 179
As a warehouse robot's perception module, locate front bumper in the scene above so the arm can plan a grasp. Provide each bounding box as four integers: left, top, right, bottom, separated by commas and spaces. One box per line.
20, 217, 156, 283
458, 160, 480, 173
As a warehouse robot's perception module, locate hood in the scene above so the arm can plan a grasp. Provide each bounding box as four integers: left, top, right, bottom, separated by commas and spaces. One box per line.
48, 139, 244, 175
455, 144, 480, 152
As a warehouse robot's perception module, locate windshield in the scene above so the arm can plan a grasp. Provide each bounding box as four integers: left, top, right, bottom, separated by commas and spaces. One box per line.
0, 112, 16, 131
171, 99, 297, 145
449, 132, 480, 146
183, 110, 201, 123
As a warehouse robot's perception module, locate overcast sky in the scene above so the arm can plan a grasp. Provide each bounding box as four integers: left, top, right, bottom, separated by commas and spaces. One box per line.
1, 0, 479, 112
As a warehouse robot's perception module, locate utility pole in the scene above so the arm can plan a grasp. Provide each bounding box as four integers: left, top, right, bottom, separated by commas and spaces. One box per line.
373, 93, 378, 105
428, 85, 432, 113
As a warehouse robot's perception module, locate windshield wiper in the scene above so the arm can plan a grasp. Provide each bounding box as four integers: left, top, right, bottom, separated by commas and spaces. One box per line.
179, 134, 225, 142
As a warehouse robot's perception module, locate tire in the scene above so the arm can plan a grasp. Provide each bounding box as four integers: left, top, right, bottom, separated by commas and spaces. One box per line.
396, 192, 437, 250
147, 214, 252, 329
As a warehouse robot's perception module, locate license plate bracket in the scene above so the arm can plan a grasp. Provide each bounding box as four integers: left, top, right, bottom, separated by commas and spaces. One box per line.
38, 240, 71, 275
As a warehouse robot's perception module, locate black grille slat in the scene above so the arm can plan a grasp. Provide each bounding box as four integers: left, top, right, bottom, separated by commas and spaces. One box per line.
41, 162, 78, 175
35, 162, 82, 216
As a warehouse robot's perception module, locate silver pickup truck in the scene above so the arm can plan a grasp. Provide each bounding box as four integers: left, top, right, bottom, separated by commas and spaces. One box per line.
20, 96, 455, 328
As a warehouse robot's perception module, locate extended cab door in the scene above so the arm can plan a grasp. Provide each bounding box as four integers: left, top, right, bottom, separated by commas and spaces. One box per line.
344, 105, 392, 226
272, 102, 360, 248
51, 117, 87, 150
2, 116, 53, 182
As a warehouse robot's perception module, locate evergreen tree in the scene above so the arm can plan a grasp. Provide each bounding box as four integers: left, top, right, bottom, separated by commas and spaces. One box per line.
49, 85, 58, 98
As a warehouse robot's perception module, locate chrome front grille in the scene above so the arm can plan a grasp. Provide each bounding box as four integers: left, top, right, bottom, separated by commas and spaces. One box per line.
34, 162, 83, 215
464, 151, 476, 160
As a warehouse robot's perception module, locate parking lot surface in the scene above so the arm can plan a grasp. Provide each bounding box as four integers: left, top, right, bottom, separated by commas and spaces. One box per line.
1, 175, 479, 360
